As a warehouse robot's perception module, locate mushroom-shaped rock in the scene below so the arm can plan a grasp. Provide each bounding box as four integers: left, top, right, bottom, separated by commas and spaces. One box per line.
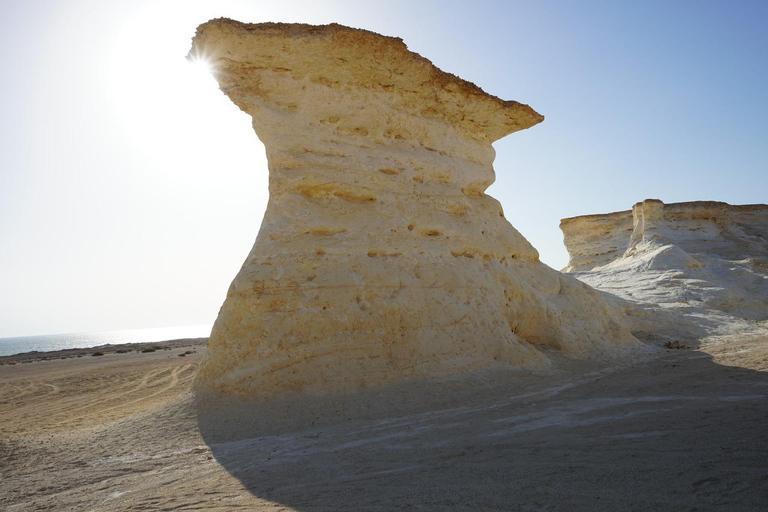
190, 19, 638, 400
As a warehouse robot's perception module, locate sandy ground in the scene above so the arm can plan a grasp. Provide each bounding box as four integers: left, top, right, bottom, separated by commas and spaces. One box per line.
0, 339, 205, 436
1, 334, 767, 511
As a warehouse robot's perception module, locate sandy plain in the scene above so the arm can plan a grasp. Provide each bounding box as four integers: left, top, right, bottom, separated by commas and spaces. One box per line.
1, 333, 767, 511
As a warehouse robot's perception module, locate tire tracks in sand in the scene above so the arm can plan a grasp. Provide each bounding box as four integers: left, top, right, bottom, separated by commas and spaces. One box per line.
0, 357, 200, 435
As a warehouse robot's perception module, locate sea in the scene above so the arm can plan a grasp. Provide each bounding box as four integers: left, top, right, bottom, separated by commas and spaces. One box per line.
0, 324, 212, 357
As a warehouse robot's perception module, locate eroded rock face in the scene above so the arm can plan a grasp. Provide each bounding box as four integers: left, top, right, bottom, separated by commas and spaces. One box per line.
190, 19, 638, 400
561, 199, 768, 322
559, 210, 635, 273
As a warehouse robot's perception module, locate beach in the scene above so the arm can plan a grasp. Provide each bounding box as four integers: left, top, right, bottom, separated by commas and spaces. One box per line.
2, 333, 767, 511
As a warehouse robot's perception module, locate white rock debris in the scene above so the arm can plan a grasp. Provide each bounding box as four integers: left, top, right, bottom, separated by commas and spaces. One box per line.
561, 199, 768, 338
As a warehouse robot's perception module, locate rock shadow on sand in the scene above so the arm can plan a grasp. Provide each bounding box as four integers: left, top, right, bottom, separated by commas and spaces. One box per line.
196, 345, 768, 512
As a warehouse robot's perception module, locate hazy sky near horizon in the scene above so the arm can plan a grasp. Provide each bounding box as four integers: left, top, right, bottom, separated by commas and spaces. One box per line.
1, 0, 766, 337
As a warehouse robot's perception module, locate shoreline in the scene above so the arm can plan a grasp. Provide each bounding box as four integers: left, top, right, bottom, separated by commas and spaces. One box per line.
0, 337, 208, 365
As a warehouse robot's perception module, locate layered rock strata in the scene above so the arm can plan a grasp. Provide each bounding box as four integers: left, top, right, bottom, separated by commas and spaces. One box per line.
561, 199, 768, 322
190, 19, 638, 400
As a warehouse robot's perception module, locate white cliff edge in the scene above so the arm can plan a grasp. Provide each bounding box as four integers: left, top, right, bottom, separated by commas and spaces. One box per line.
561, 199, 768, 337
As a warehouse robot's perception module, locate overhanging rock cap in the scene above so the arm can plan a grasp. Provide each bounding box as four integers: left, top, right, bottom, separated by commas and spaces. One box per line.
188, 18, 544, 142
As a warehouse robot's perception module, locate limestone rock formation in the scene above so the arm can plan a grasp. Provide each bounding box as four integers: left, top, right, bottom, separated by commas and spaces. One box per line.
190, 19, 638, 400
561, 199, 768, 323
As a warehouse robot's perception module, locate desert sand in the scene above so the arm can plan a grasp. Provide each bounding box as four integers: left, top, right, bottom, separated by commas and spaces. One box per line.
1, 333, 767, 511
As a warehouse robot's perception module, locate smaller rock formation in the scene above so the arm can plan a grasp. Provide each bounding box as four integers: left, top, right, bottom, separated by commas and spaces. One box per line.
561, 199, 768, 325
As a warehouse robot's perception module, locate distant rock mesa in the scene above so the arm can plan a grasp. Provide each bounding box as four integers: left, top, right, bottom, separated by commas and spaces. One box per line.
190, 19, 638, 400
561, 199, 768, 322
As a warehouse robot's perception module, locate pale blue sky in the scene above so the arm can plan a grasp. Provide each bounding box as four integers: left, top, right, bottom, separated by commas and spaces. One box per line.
1, 0, 766, 337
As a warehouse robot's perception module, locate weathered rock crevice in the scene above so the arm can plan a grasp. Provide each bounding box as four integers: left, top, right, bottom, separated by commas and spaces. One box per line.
190, 19, 639, 401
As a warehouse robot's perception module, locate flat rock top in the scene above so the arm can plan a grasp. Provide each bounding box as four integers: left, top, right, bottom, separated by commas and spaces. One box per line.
189, 18, 543, 142
560, 199, 768, 224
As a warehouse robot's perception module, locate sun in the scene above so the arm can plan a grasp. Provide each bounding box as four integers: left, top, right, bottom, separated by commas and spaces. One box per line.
188, 55, 213, 77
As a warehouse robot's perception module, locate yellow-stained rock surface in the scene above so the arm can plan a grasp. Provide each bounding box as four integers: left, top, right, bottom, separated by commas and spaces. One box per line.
190, 19, 639, 400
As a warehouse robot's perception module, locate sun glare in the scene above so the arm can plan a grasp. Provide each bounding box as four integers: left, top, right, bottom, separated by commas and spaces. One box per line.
188, 55, 213, 77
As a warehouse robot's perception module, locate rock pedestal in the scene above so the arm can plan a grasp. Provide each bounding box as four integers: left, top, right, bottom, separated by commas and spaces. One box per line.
190, 19, 638, 400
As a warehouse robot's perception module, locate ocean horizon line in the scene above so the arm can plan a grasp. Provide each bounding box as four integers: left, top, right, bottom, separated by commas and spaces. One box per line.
0, 324, 212, 357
